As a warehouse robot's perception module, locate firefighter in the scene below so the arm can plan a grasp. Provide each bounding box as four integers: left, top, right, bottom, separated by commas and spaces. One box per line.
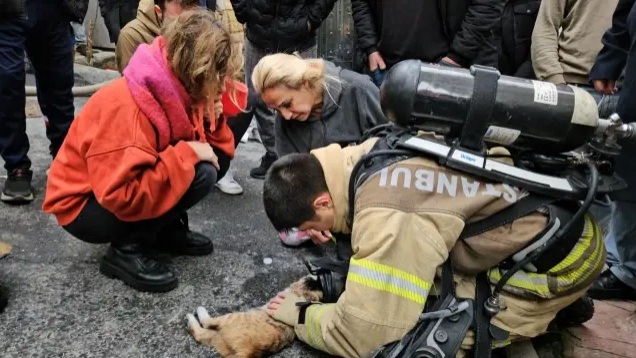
261, 132, 604, 358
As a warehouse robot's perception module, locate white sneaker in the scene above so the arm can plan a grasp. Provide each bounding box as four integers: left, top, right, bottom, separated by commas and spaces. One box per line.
279, 228, 311, 247
240, 130, 249, 143
215, 171, 243, 195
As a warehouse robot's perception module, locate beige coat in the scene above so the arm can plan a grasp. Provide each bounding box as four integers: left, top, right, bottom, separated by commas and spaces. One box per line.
115, 0, 245, 76
531, 0, 618, 85
273, 134, 605, 357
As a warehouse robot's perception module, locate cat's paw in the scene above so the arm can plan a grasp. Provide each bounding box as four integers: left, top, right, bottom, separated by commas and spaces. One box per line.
196, 306, 211, 322
186, 313, 200, 329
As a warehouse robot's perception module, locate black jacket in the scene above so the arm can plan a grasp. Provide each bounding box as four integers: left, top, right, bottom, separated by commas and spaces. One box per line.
351, 0, 506, 68
590, 0, 636, 201
230, 0, 338, 52
63, 0, 90, 22
0, 0, 27, 20
497, 0, 540, 78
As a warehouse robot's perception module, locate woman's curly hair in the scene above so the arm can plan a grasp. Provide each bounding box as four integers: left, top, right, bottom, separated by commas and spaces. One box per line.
163, 8, 244, 107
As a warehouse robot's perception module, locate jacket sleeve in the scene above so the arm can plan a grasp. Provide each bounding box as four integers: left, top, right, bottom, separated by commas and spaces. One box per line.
355, 76, 388, 132
530, 0, 567, 84
115, 29, 139, 73
351, 0, 379, 56
307, 0, 338, 32
273, 206, 466, 358
85, 141, 200, 222
447, 0, 506, 67
229, 0, 249, 24
274, 117, 300, 158
589, 0, 635, 81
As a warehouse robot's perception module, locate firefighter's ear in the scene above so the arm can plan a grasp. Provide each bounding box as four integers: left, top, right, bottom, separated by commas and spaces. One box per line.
154, 5, 163, 19
313, 192, 333, 210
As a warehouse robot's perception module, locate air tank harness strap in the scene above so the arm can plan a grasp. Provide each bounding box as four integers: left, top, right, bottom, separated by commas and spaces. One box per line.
458, 65, 501, 153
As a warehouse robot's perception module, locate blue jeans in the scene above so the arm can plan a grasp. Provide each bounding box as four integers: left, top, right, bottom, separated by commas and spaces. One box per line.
605, 200, 636, 290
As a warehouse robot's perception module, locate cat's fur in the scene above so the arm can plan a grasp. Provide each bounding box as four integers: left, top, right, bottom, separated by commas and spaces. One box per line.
186, 275, 324, 358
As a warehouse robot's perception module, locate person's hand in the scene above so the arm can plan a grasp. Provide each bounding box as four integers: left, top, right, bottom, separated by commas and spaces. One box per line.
439, 57, 461, 67
186, 141, 219, 170
266, 290, 289, 316
213, 98, 223, 120
593, 79, 617, 95
307, 229, 333, 245
368, 51, 386, 71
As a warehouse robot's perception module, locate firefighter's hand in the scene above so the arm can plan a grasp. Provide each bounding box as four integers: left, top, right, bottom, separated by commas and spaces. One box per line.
593, 79, 617, 95
307, 229, 332, 245
368, 51, 386, 71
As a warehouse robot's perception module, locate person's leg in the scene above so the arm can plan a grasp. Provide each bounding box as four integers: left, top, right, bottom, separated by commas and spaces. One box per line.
24, 2, 75, 165
215, 109, 254, 195
63, 162, 218, 292
589, 199, 636, 300
0, 12, 32, 203
119, 0, 138, 31
244, 39, 277, 179
102, 0, 122, 44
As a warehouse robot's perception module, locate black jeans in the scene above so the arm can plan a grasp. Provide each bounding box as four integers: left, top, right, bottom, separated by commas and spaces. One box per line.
100, 0, 137, 44
63, 162, 218, 245
0, 0, 75, 172
62, 109, 253, 245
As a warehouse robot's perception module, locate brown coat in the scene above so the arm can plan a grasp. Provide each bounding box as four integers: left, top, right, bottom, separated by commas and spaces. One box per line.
272, 133, 605, 357
115, 0, 161, 73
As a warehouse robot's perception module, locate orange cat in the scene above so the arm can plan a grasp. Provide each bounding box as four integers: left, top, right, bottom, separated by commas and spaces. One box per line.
186, 275, 323, 358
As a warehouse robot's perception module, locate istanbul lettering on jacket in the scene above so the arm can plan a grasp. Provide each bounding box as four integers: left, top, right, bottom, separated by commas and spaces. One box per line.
377, 166, 519, 203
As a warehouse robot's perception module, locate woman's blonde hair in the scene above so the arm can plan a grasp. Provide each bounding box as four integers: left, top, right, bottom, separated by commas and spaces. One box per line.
251, 53, 333, 96
163, 8, 243, 106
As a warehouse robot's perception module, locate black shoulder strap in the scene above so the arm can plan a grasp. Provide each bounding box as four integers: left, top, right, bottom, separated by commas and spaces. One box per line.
459, 194, 555, 240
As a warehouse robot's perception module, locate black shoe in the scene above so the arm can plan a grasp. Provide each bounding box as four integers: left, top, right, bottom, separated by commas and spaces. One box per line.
0, 287, 7, 314
1, 168, 34, 203
588, 269, 636, 300
249, 153, 277, 179
99, 243, 178, 293
553, 294, 595, 328
154, 213, 213, 256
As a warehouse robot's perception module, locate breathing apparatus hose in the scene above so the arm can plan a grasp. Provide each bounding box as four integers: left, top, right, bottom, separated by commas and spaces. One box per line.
492, 161, 600, 296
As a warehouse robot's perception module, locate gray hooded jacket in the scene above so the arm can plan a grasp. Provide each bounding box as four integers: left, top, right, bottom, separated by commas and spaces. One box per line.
274, 61, 388, 157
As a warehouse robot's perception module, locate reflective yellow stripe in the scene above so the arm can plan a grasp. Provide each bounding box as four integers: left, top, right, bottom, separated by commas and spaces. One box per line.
556, 220, 605, 292
488, 269, 551, 297
349, 258, 431, 305
305, 305, 330, 352
550, 216, 594, 273
492, 339, 513, 349
489, 215, 605, 299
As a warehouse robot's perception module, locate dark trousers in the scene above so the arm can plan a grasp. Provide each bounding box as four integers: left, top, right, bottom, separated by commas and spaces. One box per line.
100, 0, 137, 44
62, 109, 253, 245
63, 162, 218, 245
0, 0, 75, 172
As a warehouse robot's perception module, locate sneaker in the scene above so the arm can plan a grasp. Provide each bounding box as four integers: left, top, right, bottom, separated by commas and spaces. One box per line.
279, 228, 311, 247
1, 168, 34, 203
250, 153, 277, 180
99, 243, 179, 293
215, 171, 243, 195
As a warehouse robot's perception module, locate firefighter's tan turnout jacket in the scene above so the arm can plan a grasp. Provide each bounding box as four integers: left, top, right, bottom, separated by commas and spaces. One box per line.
272, 134, 605, 358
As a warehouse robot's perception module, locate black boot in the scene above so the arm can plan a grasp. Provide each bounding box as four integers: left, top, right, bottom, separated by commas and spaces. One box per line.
249, 152, 277, 179
99, 243, 178, 293
154, 213, 213, 256
588, 269, 636, 300
553, 294, 595, 328
1, 168, 34, 203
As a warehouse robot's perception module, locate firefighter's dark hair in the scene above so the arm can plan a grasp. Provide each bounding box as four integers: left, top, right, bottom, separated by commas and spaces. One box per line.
263, 153, 329, 232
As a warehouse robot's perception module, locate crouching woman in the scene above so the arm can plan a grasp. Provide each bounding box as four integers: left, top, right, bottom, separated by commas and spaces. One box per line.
42, 9, 248, 293
250, 53, 388, 246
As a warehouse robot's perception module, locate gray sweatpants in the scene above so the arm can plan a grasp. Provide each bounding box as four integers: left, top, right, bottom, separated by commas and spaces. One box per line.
243, 39, 318, 157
